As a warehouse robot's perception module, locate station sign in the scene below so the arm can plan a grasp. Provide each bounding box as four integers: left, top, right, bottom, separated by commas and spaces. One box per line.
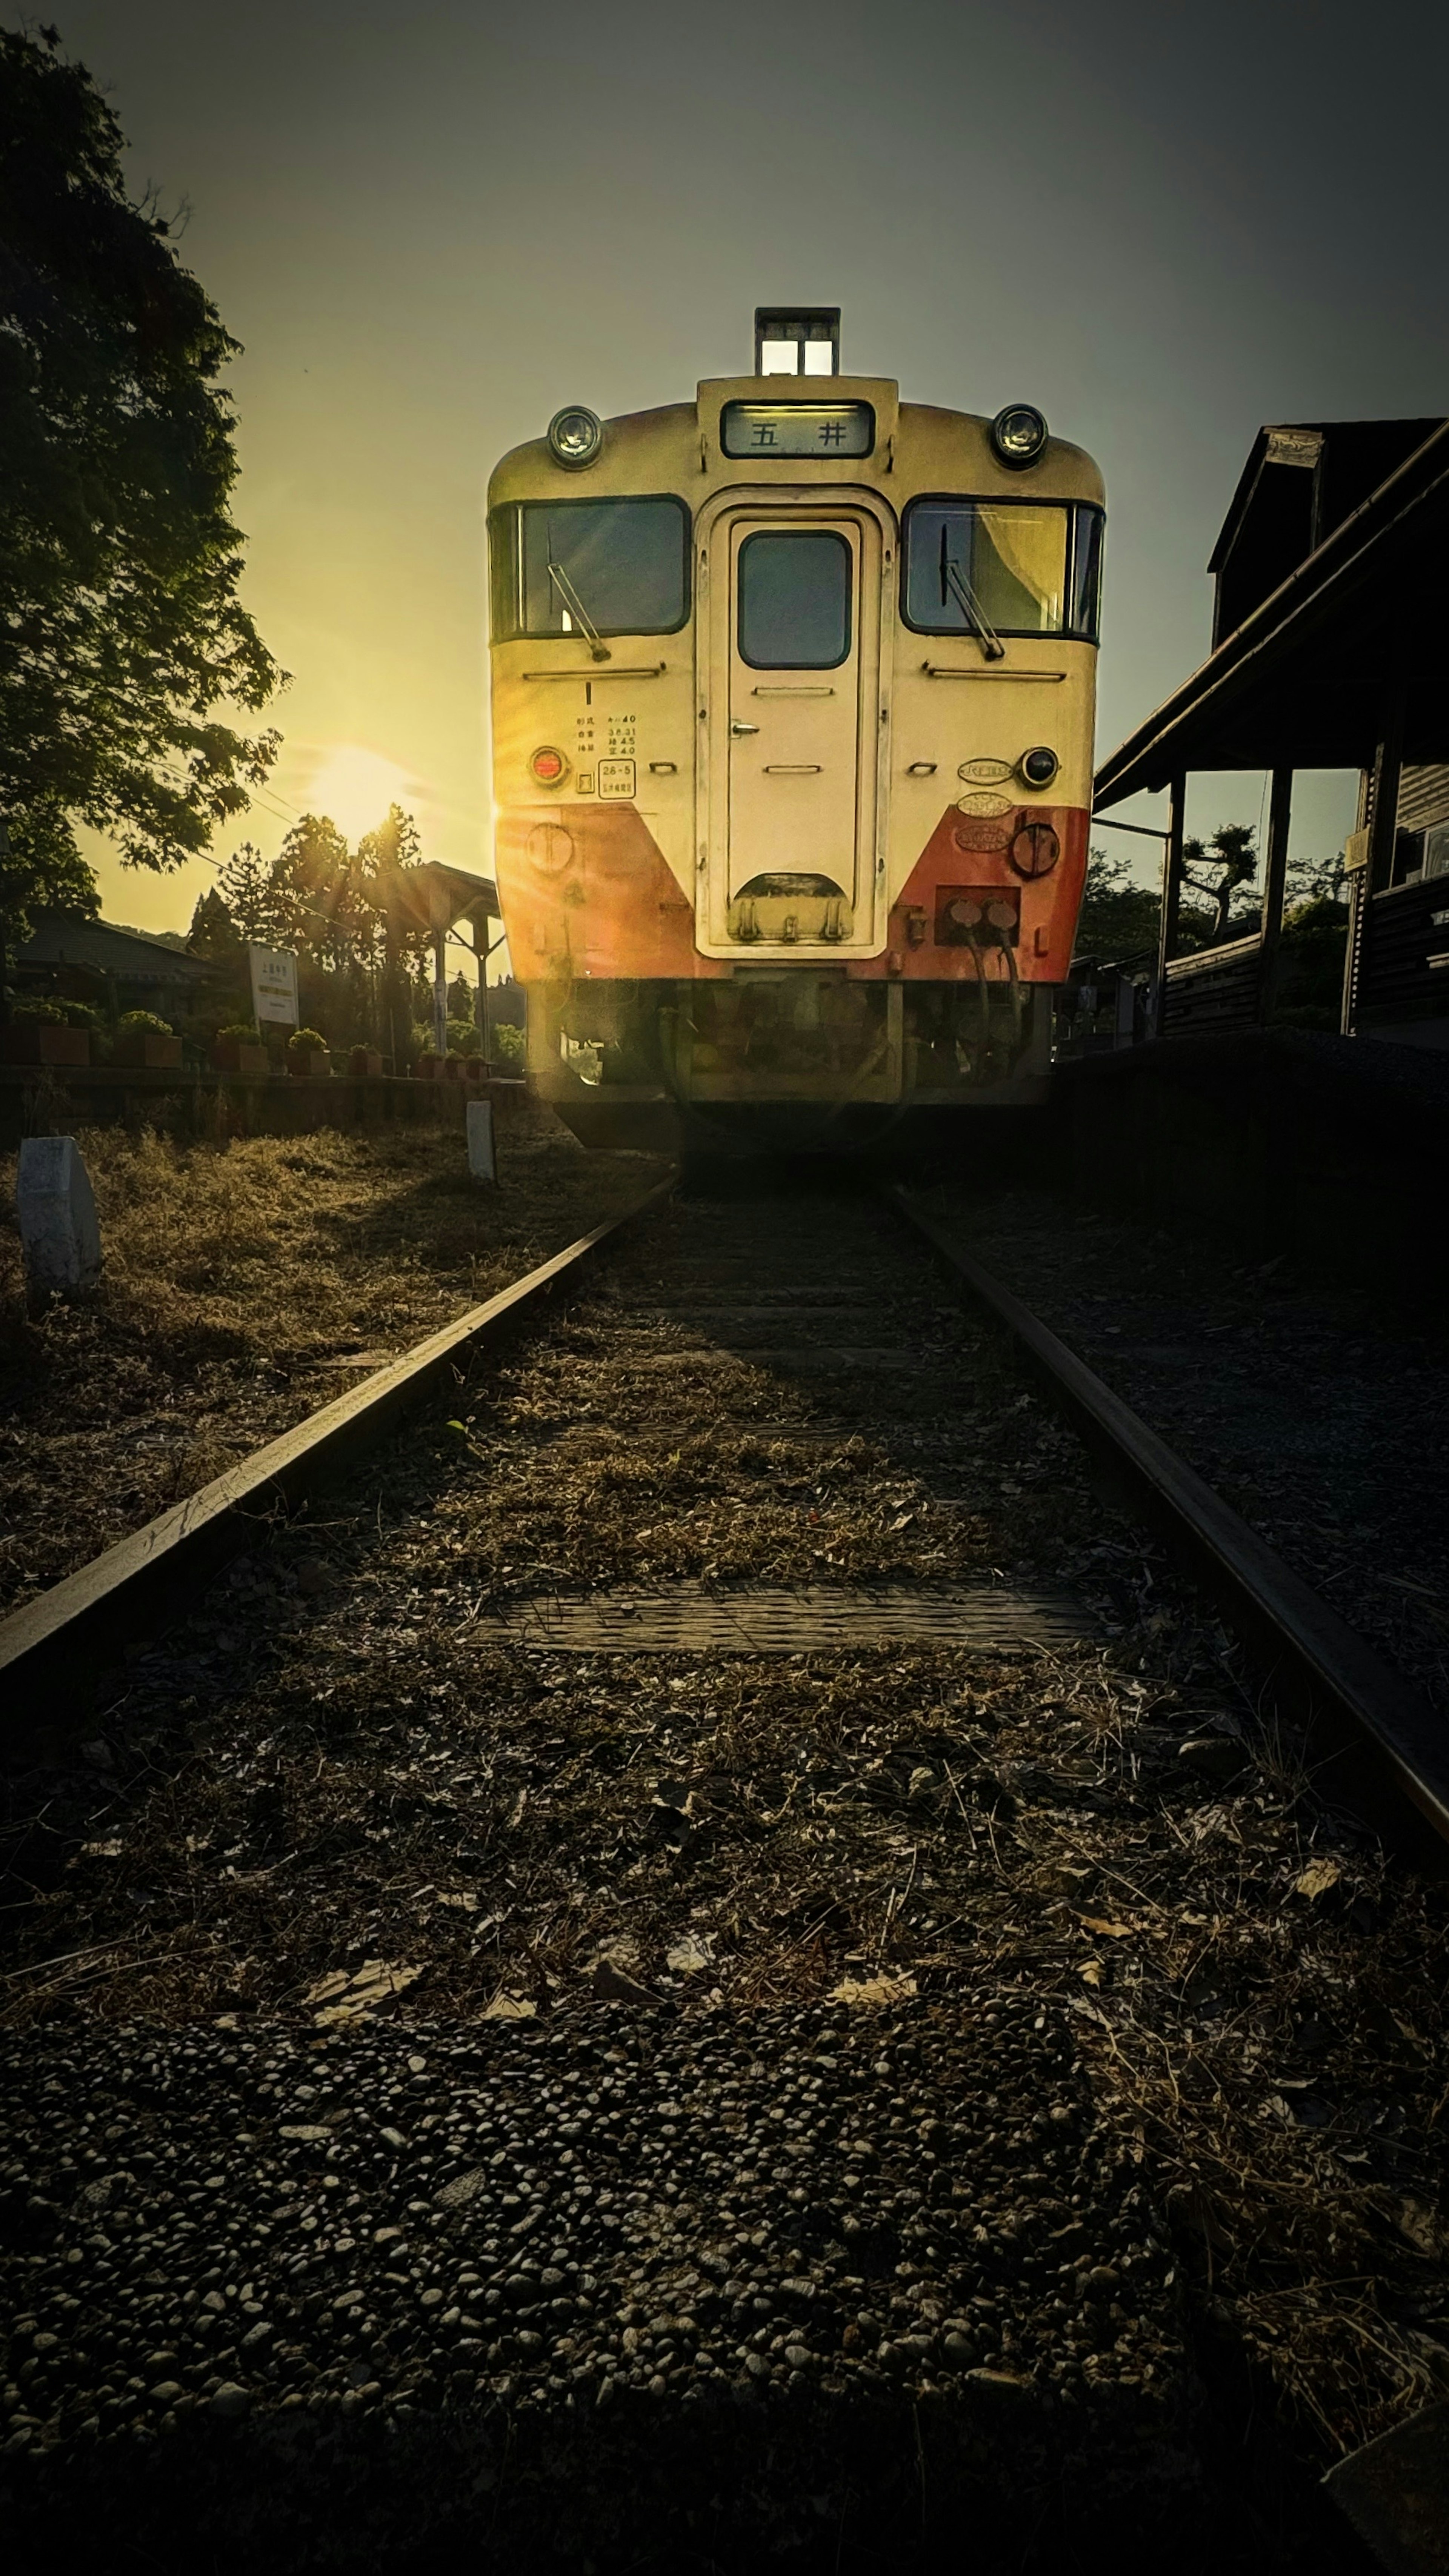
247, 943, 299, 1026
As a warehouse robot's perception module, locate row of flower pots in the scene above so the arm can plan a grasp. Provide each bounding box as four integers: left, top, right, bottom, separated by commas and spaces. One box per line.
1, 1024, 183, 1069
2, 1023, 502, 1079
413, 1054, 496, 1082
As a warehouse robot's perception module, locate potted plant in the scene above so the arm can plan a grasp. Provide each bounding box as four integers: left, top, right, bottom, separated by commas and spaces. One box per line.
348, 1044, 384, 1076
463, 1054, 487, 1083
213, 1022, 270, 1075
443, 1050, 468, 1081
114, 1008, 182, 1069
489, 1022, 526, 1077
1, 999, 90, 1067
286, 1026, 332, 1078
414, 1051, 439, 1080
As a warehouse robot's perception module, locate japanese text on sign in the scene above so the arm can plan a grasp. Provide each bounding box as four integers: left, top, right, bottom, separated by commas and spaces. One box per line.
248, 943, 299, 1026
720, 402, 874, 460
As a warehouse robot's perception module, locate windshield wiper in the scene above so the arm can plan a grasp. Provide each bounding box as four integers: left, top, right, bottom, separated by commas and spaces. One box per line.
547, 560, 612, 663
939, 524, 1004, 662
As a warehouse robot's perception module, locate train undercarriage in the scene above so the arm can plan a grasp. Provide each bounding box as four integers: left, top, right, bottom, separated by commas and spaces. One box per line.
528, 973, 1054, 1154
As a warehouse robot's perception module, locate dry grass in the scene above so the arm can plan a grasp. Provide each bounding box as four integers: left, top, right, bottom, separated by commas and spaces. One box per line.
4, 1178, 1449, 2465
0, 1105, 665, 1613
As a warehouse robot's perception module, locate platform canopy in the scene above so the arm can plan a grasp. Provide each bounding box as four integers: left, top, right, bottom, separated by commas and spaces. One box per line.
381, 861, 501, 937
1095, 418, 1449, 806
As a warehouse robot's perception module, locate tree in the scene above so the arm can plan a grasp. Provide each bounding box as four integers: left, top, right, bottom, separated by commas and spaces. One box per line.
188, 885, 237, 958
356, 804, 426, 1068
215, 840, 284, 944
1072, 845, 1161, 964
1286, 848, 1349, 909
268, 814, 356, 960
1181, 824, 1258, 944
0, 797, 99, 953
0, 26, 285, 928
355, 803, 423, 896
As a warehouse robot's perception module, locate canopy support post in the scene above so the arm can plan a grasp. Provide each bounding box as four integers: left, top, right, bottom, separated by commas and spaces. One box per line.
1259, 766, 1292, 1022
1342, 686, 1406, 1036
1155, 773, 1187, 1033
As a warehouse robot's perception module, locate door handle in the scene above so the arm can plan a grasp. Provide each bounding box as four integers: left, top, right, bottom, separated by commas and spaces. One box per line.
730, 720, 760, 736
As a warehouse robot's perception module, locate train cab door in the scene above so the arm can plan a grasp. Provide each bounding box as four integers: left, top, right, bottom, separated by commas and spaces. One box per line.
703, 509, 880, 949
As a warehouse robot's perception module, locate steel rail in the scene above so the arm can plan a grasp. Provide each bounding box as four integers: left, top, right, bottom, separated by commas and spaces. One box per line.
0, 1173, 676, 1719
892, 1188, 1449, 1853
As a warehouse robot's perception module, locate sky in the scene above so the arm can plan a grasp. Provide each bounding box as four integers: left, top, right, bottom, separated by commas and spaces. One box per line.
33, 0, 1449, 935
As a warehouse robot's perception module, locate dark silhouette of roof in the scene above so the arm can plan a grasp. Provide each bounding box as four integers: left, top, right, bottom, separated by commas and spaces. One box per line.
18, 914, 212, 985
1096, 417, 1449, 806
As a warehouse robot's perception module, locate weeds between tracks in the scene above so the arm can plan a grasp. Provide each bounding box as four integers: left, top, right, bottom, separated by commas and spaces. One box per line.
5, 1192, 1449, 2472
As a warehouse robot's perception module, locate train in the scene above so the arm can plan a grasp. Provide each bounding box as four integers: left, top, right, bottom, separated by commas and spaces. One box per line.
486, 308, 1104, 1150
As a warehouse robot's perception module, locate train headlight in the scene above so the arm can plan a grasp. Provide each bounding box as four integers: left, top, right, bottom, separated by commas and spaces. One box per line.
530, 745, 569, 786
548, 405, 603, 469
990, 403, 1048, 470
1020, 746, 1059, 787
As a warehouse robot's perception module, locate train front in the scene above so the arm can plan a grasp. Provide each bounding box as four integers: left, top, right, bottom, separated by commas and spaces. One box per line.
487, 309, 1104, 1151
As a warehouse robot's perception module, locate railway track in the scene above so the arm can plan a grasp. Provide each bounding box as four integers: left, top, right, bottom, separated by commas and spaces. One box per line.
3, 1167, 1446, 2574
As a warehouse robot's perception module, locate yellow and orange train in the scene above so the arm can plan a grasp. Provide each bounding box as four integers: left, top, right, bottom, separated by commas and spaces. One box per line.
487, 309, 1103, 1146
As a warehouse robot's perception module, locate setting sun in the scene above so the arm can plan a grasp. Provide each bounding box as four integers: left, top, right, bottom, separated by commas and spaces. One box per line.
301, 744, 422, 845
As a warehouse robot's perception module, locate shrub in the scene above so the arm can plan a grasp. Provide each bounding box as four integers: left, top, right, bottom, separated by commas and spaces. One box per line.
117, 1008, 175, 1036
445, 1014, 478, 1056
10, 996, 68, 1022
217, 1021, 263, 1043
287, 1026, 328, 1055
490, 1021, 525, 1066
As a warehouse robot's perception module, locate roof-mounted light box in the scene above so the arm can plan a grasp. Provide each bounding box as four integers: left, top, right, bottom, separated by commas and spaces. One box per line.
754, 306, 841, 378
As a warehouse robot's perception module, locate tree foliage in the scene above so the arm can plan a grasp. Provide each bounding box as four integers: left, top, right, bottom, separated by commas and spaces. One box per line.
0, 25, 284, 891
179, 803, 477, 1063
1181, 823, 1258, 943
0, 796, 100, 946
214, 840, 283, 944
187, 883, 236, 958
266, 814, 358, 962
1072, 846, 1161, 964
355, 804, 423, 906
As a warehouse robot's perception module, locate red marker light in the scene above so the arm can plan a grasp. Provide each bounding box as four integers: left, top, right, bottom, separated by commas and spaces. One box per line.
530, 745, 567, 786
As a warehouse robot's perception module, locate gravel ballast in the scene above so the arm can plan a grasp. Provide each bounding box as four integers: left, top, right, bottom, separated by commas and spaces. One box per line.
2, 1173, 1442, 2571
932, 1183, 1449, 1715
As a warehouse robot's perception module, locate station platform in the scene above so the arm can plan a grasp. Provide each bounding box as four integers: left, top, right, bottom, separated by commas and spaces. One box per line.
1049, 1030, 1449, 1301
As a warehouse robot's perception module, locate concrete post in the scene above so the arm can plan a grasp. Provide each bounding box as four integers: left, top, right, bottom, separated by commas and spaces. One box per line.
16, 1136, 102, 1302
466, 1097, 496, 1184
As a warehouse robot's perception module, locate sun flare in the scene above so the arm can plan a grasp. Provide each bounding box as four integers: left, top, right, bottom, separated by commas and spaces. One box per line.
301, 745, 421, 845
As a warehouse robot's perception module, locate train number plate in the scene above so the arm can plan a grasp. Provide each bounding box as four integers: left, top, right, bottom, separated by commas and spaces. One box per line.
598, 759, 637, 800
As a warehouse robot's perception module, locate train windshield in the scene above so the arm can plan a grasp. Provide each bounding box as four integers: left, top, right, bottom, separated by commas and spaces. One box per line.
903, 501, 1103, 641
489, 497, 690, 639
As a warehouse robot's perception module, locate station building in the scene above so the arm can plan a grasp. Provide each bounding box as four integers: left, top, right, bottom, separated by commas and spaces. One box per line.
1094, 416, 1449, 1050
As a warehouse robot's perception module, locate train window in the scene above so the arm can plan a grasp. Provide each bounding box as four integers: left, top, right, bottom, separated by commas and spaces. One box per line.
737, 531, 852, 669
904, 502, 1068, 637
1068, 505, 1105, 644
488, 497, 690, 640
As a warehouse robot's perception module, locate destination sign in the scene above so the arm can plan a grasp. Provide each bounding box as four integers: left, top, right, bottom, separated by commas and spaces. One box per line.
721, 402, 874, 460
